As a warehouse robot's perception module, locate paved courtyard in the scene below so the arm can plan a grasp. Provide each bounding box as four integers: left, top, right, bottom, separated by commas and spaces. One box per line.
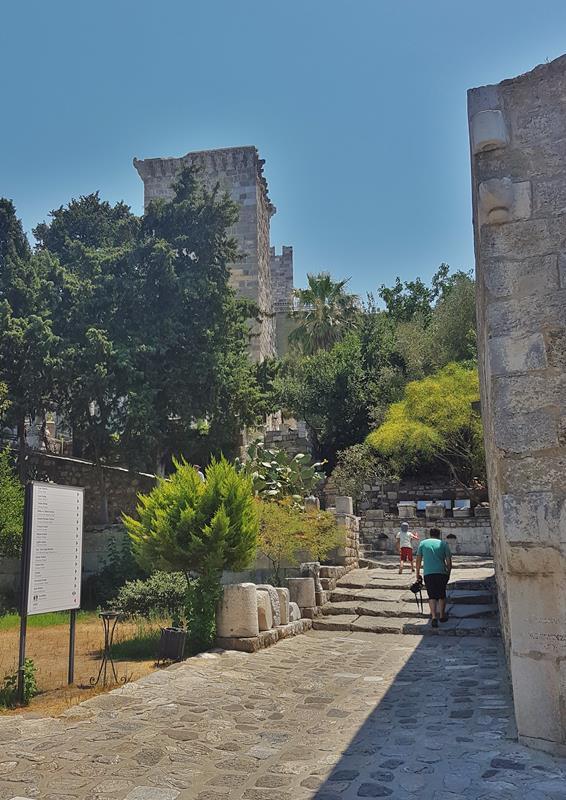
1, 630, 565, 799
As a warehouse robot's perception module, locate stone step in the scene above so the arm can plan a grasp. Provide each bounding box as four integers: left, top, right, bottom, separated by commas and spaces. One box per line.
358, 555, 494, 571
322, 600, 498, 621
336, 572, 494, 593
312, 614, 500, 637
331, 585, 494, 607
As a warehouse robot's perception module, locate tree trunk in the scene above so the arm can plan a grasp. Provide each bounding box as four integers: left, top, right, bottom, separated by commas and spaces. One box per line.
17, 416, 26, 482
93, 450, 109, 525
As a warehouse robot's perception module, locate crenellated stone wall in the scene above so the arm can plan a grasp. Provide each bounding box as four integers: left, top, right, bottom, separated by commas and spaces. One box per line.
134, 145, 285, 361
469, 54, 566, 756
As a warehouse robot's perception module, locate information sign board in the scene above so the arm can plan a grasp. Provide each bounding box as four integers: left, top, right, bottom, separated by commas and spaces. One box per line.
26, 481, 84, 615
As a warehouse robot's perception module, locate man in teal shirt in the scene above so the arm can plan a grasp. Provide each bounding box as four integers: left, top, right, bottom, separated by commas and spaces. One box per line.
415, 527, 452, 628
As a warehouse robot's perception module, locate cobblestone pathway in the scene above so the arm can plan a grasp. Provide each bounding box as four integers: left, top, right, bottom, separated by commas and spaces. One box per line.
1, 630, 565, 799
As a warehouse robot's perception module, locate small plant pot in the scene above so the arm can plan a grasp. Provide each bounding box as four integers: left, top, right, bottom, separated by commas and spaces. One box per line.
157, 627, 187, 664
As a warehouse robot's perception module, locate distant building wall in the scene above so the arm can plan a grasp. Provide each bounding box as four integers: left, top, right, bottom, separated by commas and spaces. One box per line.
469, 54, 566, 756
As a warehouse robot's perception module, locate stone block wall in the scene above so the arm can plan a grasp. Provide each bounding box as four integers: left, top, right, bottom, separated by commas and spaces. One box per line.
360, 515, 492, 557
469, 54, 566, 756
264, 424, 313, 458
332, 512, 360, 567
323, 473, 486, 513
134, 146, 281, 361
24, 451, 157, 528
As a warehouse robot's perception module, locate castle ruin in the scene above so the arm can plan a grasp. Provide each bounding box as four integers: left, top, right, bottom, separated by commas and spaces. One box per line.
133, 146, 293, 361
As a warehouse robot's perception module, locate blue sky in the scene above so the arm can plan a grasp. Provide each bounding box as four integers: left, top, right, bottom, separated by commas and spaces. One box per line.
2, 1, 566, 296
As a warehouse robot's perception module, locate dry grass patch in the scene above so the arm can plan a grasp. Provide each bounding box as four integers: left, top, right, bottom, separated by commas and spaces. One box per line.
0, 613, 164, 716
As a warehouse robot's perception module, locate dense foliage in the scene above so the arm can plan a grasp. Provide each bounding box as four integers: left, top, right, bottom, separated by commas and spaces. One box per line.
0, 447, 24, 557
124, 457, 258, 651
112, 571, 187, 626
330, 443, 399, 510
366, 363, 484, 488
256, 498, 345, 584
290, 272, 359, 354
275, 265, 479, 477
0, 171, 265, 501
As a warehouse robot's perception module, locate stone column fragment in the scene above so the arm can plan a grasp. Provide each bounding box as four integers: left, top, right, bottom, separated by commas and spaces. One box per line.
216, 583, 259, 638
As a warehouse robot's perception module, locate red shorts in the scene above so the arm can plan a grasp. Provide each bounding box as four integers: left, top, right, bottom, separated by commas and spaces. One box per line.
400, 547, 413, 562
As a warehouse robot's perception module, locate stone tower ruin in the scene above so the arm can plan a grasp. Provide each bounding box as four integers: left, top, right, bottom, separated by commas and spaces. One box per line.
469, 54, 566, 756
134, 145, 293, 361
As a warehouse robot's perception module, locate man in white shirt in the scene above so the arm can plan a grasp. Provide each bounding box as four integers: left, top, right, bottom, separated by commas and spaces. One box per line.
395, 521, 420, 574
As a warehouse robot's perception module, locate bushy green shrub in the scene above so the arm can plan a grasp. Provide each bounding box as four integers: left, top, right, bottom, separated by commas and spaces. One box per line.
257, 498, 303, 585
112, 571, 187, 626
0, 448, 24, 558
257, 498, 346, 581
298, 509, 346, 563
123, 457, 258, 652
83, 534, 146, 609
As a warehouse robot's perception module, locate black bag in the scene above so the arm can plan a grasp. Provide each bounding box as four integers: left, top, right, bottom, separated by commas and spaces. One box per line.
409, 577, 424, 613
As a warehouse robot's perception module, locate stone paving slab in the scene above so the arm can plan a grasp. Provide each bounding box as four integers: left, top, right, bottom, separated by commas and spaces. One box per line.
351, 616, 406, 634
1, 631, 564, 799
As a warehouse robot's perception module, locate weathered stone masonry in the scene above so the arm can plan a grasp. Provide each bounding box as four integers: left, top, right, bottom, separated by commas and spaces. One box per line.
469, 54, 566, 756
134, 146, 293, 361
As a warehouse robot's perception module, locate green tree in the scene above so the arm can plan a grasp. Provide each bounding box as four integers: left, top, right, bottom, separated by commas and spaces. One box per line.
0, 200, 60, 477
298, 509, 345, 563
123, 457, 258, 651
379, 263, 451, 324
0, 447, 24, 558
276, 332, 371, 467
427, 270, 476, 366
289, 272, 358, 354
34, 169, 261, 490
366, 363, 485, 490
330, 443, 399, 511
256, 498, 303, 584
120, 166, 260, 469
33, 191, 139, 259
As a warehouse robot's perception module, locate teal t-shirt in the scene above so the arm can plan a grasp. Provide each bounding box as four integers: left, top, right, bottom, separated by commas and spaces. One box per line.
417, 538, 450, 575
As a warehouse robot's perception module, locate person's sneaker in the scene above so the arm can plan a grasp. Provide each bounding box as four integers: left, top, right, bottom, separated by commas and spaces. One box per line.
431, 619, 439, 629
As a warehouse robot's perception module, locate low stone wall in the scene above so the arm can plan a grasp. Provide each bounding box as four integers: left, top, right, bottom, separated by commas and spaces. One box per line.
360, 513, 492, 557
23, 450, 157, 527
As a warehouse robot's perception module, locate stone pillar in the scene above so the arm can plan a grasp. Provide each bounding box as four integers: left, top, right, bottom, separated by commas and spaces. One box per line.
468, 54, 566, 757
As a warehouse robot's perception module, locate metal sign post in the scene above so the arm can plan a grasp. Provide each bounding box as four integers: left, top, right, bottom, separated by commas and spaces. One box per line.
17, 484, 33, 703
17, 481, 84, 704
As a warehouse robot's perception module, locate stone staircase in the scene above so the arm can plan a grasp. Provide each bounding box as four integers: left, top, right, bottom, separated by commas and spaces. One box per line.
313, 557, 500, 637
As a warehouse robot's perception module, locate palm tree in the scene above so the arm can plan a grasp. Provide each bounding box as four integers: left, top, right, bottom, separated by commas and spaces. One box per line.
289, 272, 359, 355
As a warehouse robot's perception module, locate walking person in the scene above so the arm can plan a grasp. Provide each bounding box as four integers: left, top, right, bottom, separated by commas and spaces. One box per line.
395, 521, 419, 574
415, 527, 452, 628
